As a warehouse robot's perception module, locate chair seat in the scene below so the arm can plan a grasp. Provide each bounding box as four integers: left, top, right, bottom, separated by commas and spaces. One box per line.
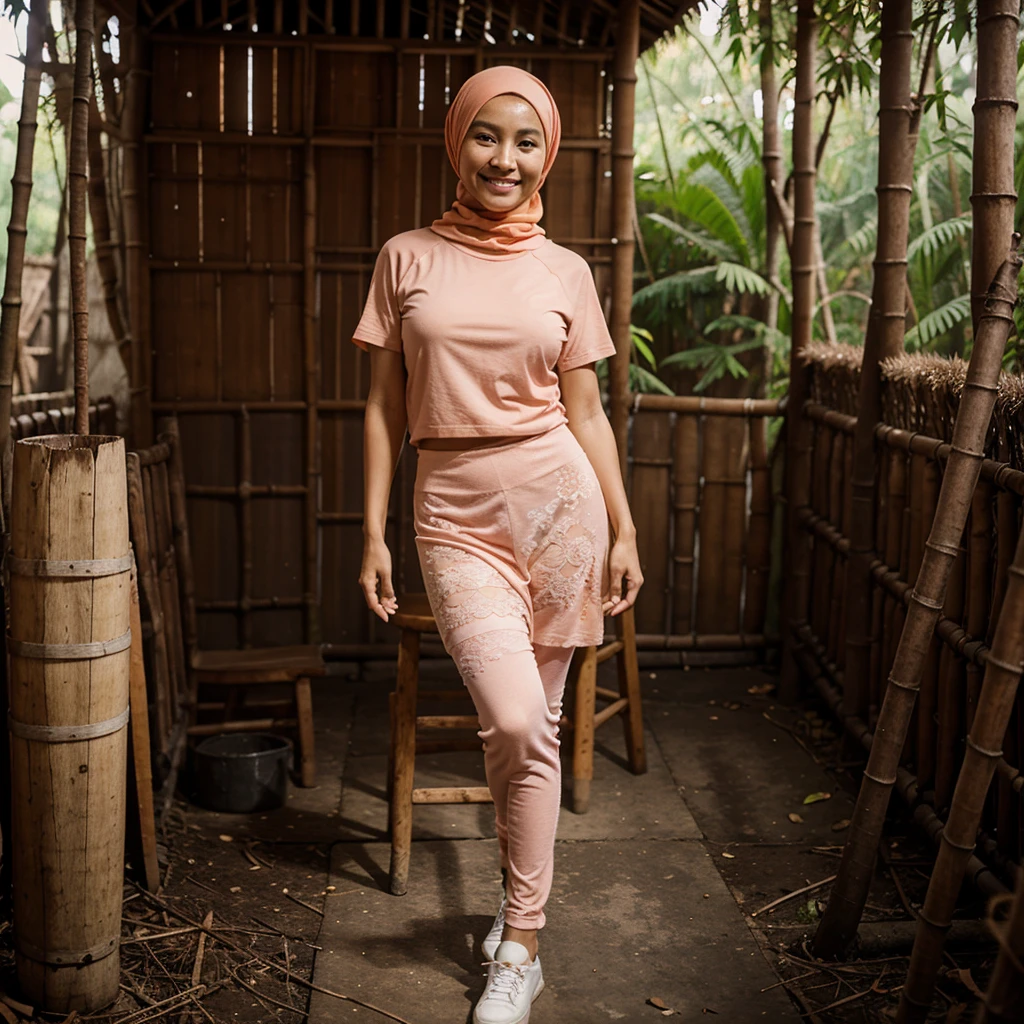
393, 592, 439, 633
192, 644, 326, 679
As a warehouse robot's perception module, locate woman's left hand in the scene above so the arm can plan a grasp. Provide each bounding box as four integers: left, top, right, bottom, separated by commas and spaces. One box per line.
602, 534, 643, 617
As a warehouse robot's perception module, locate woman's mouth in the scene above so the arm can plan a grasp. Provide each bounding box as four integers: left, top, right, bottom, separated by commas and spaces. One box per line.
480, 174, 520, 192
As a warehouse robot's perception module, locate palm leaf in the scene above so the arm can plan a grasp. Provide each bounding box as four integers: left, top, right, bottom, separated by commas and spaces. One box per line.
671, 182, 751, 266
644, 212, 739, 263
907, 214, 971, 263
715, 261, 771, 296
904, 294, 971, 349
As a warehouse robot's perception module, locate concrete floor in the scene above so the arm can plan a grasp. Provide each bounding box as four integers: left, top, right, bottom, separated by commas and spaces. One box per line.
307, 662, 822, 1023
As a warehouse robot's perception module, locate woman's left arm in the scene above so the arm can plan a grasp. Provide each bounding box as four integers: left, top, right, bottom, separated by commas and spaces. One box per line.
560, 364, 643, 617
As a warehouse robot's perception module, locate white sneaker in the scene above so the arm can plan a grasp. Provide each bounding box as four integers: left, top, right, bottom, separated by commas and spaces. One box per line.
473, 940, 544, 1024
482, 893, 507, 961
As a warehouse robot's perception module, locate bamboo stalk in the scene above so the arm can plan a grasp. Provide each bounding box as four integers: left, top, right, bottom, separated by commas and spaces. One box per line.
900, 460, 1022, 1016
0, 0, 45, 519
87, 89, 128, 364
835, 0, 917, 749
760, 0, 783, 375
896, 0, 1021, 1013
778, 0, 817, 700
609, 0, 639, 472
969, 0, 1019, 333
815, 237, 1023, 960
121, 18, 150, 447
70, 0, 95, 435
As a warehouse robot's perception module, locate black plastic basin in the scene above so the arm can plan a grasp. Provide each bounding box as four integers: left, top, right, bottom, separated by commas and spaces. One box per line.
192, 732, 293, 813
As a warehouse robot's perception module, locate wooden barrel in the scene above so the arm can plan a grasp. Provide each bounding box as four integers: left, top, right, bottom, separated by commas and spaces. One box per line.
8, 434, 130, 1012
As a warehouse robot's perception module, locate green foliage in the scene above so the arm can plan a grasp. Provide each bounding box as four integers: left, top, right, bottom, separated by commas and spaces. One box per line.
904, 295, 972, 351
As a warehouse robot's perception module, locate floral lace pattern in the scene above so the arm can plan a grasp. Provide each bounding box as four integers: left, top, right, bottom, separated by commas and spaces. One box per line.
420, 492, 463, 534
420, 543, 529, 640
449, 628, 534, 682
523, 459, 601, 615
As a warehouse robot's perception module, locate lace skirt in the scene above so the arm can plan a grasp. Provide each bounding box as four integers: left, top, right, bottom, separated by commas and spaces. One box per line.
413, 423, 610, 673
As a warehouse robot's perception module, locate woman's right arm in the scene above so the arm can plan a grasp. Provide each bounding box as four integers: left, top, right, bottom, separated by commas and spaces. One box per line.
358, 346, 408, 622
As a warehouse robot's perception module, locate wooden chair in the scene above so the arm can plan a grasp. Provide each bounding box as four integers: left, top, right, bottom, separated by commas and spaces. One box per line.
387, 594, 492, 895
127, 417, 325, 790
386, 592, 646, 895
563, 604, 647, 813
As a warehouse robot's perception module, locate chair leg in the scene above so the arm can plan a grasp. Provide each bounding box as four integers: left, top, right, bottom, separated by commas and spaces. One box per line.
617, 606, 647, 775
386, 691, 396, 835
294, 677, 316, 787
572, 645, 598, 814
389, 628, 420, 896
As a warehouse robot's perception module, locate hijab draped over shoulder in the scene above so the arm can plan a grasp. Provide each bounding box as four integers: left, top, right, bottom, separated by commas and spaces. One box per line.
430, 65, 562, 256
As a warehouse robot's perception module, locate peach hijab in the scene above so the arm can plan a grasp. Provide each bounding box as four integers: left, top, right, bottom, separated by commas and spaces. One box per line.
430, 65, 562, 256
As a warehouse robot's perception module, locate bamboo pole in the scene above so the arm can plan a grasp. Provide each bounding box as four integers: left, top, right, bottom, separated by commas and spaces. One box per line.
0, 0, 45, 519
609, 0, 639, 474
969, 0, 1019, 333
896, 0, 1020, 1013
815, 238, 1023, 960
834, 0, 916, 747
69, 0, 95, 435
899, 474, 1024, 1019
759, 0, 782, 387
122, 17, 151, 447
778, 0, 817, 701
87, 89, 129, 364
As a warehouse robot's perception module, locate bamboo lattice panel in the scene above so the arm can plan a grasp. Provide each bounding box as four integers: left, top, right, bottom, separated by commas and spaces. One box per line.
797, 353, 1024, 871
144, 29, 615, 648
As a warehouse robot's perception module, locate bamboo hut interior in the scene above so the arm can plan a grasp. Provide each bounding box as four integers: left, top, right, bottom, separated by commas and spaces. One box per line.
5, 0, 1024, 1020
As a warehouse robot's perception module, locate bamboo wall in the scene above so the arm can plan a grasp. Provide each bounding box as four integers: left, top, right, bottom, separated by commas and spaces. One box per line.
627, 395, 778, 649
142, 27, 617, 649
795, 345, 1024, 876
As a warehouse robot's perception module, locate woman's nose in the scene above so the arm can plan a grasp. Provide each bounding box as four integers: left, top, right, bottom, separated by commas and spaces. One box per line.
490, 141, 516, 168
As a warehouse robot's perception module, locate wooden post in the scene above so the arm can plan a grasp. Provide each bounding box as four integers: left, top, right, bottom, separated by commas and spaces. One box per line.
9, 433, 130, 1012
609, 0, 639, 474
70, 0, 95, 435
778, 0, 818, 701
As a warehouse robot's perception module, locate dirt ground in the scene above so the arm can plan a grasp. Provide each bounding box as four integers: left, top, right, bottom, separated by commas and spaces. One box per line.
0, 665, 1008, 1024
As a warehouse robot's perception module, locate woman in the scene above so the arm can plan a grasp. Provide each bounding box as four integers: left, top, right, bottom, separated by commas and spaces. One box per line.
354, 65, 642, 1024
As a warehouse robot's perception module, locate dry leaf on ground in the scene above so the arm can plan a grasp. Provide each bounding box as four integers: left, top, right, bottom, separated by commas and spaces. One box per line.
803, 791, 831, 805
788, 813, 804, 824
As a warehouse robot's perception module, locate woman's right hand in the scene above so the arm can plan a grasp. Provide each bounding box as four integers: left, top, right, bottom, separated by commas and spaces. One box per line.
359, 536, 399, 622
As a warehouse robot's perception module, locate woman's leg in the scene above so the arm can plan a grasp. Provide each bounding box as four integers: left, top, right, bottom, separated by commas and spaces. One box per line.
453, 636, 576, 959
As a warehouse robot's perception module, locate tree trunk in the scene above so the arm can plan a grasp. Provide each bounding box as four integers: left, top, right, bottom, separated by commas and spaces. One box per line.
778, 0, 818, 701
0, 0, 45, 519
609, 0, 640, 475
897, 2, 1020, 1015
817, 240, 1023, 962
815, 1, 917, 929
70, 0, 95, 435
970, 0, 1019, 333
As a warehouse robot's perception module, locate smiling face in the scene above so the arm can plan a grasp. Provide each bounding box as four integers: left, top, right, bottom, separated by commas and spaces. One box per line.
457, 93, 548, 213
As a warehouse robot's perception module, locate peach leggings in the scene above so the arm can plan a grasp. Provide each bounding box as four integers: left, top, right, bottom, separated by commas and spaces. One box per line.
413, 423, 609, 929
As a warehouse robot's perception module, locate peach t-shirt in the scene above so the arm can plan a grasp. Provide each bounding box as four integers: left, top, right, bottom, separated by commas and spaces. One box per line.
351, 227, 617, 445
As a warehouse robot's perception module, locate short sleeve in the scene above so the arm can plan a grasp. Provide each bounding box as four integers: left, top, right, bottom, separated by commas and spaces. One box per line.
351, 242, 403, 353
556, 264, 618, 372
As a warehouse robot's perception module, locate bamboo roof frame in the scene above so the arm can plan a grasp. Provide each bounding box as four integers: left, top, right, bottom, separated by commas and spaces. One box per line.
132, 0, 697, 54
